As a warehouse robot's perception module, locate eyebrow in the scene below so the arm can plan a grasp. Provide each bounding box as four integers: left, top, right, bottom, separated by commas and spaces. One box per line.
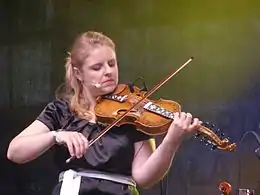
90, 58, 115, 66
90, 62, 103, 67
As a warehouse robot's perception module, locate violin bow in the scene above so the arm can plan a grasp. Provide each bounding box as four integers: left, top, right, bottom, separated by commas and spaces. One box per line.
66, 57, 194, 163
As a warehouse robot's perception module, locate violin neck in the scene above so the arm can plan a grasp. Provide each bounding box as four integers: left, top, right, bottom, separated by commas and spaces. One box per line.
143, 102, 175, 120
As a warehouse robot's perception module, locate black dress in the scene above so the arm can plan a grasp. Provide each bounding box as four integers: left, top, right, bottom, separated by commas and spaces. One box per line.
36, 99, 152, 195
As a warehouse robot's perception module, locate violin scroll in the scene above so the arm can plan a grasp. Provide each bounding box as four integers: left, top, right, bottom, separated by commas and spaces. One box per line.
219, 181, 232, 195
195, 122, 236, 151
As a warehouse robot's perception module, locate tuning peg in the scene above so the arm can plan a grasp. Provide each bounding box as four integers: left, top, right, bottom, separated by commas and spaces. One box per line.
210, 123, 216, 128
194, 132, 201, 138
216, 128, 221, 133
204, 141, 211, 146
217, 132, 225, 139
210, 144, 217, 150
201, 137, 210, 144
203, 121, 210, 127
203, 139, 217, 150
203, 121, 215, 128
214, 128, 224, 136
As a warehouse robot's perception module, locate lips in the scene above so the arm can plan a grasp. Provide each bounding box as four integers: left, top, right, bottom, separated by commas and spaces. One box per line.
102, 79, 114, 84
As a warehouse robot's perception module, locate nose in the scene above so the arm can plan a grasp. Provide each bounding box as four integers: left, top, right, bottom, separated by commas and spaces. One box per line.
104, 63, 112, 76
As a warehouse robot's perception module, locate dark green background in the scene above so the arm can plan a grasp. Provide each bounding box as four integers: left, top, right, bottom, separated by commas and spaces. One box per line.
0, 0, 259, 194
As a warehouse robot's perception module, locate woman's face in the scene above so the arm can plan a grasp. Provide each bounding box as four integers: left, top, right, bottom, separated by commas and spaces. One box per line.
77, 45, 119, 97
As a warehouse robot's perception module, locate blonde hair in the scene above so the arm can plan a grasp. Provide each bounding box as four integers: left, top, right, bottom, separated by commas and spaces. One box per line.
57, 31, 115, 120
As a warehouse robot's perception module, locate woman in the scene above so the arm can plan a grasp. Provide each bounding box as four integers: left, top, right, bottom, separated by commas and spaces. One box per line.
7, 31, 201, 195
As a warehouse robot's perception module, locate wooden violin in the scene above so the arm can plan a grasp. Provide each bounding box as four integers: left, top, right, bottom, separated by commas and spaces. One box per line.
94, 83, 236, 151
66, 57, 236, 163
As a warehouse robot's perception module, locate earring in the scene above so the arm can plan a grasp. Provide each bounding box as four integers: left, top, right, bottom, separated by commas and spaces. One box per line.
73, 67, 82, 82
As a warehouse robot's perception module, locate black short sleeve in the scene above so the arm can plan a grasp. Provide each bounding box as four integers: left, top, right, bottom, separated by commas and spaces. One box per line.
36, 99, 69, 131
36, 99, 153, 176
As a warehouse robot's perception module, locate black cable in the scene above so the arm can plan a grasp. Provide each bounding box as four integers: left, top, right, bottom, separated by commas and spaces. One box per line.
132, 77, 148, 92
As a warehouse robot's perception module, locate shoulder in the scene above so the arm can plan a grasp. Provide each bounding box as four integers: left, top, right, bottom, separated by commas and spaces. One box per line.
36, 98, 73, 130
42, 98, 71, 114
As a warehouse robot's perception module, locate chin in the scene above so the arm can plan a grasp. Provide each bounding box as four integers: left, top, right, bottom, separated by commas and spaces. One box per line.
101, 85, 117, 95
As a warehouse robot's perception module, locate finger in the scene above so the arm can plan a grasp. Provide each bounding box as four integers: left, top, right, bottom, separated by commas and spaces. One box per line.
193, 118, 201, 126
189, 118, 200, 130
76, 133, 88, 156
71, 135, 82, 158
79, 133, 89, 152
180, 112, 186, 121
173, 112, 180, 121
66, 140, 75, 157
74, 133, 85, 158
185, 112, 192, 124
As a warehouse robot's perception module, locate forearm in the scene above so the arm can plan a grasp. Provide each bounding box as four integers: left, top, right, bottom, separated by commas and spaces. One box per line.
7, 131, 55, 164
133, 112, 201, 188
135, 137, 182, 188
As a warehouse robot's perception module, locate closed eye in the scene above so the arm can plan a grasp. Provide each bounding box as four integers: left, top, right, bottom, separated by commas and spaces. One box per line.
108, 59, 116, 67
91, 63, 102, 71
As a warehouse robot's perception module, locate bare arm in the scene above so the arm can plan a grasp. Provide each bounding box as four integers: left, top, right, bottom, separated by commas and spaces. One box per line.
7, 120, 56, 164
132, 136, 180, 188
7, 120, 89, 164
132, 112, 201, 188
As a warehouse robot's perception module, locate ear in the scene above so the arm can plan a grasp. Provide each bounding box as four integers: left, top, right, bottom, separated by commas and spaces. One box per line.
73, 67, 83, 82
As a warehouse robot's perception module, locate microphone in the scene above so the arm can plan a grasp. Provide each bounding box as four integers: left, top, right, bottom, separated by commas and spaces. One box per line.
93, 83, 101, 88
82, 82, 102, 89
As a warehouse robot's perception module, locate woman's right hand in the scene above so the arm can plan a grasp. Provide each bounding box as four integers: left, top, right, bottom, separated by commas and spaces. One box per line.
55, 131, 89, 159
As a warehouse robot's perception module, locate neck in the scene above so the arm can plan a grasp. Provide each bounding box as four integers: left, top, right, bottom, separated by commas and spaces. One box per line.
81, 85, 98, 122
87, 97, 97, 123
87, 93, 97, 111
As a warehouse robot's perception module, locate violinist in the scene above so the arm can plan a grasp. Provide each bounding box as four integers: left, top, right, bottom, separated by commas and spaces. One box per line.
7, 31, 202, 195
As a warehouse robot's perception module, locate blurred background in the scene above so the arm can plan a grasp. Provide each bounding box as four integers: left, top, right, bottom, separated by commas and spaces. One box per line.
0, 0, 259, 194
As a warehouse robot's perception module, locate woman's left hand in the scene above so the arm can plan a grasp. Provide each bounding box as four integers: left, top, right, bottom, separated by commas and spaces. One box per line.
164, 112, 202, 144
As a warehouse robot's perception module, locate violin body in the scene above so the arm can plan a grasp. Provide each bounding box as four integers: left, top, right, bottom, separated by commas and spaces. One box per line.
95, 84, 236, 152
95, 84, 181, 135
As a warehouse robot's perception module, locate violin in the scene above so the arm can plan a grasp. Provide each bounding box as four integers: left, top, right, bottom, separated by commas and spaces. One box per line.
66, 57, 236, 163
94, 83, 236, 151
219, 181, 232, 195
